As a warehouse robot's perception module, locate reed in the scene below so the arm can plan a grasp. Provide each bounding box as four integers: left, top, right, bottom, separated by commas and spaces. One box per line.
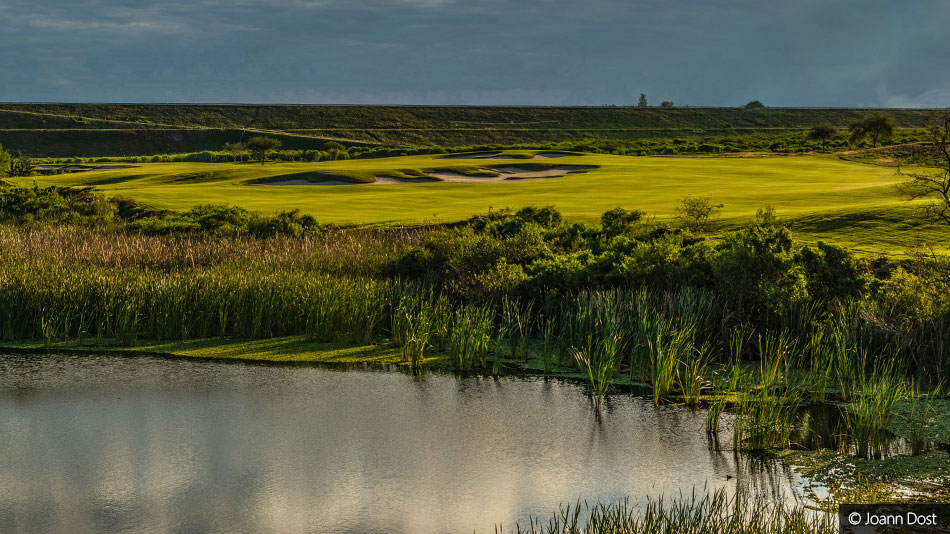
391, 288, 437, 367
726, 329, 749, 391
573, 311, 628, 413
677, 341, 713, 408
449, 305, 493, 371
648, 319, 692, 405
732, 389, 802, 451
510, 486, 835, 534
903, 385, 934, 456
500, 296, 533, 361
847, 364, 906, 458
706, 397, 726, 435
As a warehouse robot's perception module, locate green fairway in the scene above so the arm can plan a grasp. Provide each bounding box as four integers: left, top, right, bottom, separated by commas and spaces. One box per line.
17, 151, 950, 253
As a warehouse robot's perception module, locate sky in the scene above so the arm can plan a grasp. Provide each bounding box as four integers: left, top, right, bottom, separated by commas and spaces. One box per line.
0, 0, 948, 106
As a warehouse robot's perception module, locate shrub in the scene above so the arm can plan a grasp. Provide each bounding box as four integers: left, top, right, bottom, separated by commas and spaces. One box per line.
600, 207, 644, 238
675, 195, 723, 232
797, 242, 873, 304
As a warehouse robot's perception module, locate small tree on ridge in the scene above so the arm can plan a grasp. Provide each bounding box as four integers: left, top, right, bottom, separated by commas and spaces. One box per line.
849, 112, 895, 148
247, 137, 281, 164
807, 124, 837, 152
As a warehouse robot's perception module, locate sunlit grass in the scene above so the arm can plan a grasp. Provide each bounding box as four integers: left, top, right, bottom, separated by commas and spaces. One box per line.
15, 152, 950, 253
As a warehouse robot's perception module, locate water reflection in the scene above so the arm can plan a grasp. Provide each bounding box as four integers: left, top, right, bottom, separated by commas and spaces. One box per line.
0, 353, 803, 533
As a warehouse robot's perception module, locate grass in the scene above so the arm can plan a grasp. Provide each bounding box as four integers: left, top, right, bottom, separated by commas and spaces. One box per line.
510, 486, 836, 534
14, 151, 950, 253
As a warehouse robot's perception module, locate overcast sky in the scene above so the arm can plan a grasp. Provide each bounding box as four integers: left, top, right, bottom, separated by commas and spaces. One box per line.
1, 0, 947, 106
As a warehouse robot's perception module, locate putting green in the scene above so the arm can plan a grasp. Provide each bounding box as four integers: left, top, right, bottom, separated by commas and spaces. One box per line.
17, 151, 950, 253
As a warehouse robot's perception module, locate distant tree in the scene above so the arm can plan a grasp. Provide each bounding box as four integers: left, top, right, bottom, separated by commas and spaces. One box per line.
807, 124, 837, 152
8, 150, 34, 177
898, 110, 950, 225
660, 101, 674, 108
637, 93, 648, 108
849, 111, 895, 148
246, 137, 281, 164
675, 195, 723, 232
0, 144, 10, 180
744, 100, 766, 109
222, 142, 246, 162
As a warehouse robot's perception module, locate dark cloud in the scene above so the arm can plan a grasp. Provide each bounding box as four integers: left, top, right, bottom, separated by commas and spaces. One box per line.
0, 0, 947, 105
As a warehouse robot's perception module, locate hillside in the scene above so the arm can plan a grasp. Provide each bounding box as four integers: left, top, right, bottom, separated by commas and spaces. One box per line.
0, 104, 937, 157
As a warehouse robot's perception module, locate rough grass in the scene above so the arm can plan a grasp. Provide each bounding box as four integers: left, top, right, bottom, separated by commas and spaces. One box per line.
13, 151, 950, 253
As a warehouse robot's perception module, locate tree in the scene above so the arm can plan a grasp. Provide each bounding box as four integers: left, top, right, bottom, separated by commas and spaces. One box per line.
222, 142, 246, 162
8, 150, 34, 177
807, 124, 837, 152
246, 137, 281, 164
898, 110, 950, 225
849, 111, 895, 148
744, 100, 765, 109
660, 101, 675, 108
0, 144, 10, 180
637, 93, 648, 108
601, 207, 644, 237
675, 195, 723, 232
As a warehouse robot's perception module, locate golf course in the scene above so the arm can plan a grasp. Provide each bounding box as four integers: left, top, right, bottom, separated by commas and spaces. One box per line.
13, 150, 950, 253
3, 106, 950, 531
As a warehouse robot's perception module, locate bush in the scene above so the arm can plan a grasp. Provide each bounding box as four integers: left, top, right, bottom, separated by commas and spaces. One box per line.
0, 186, 117, 226
675, 195, 723, 232
712, 217, 807, 313
601, 207, 644, 238
248, 210, 320, 238
797, 242, 873, 304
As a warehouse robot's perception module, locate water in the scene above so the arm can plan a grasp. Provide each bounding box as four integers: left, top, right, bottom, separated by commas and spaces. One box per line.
0, 353, 803, 533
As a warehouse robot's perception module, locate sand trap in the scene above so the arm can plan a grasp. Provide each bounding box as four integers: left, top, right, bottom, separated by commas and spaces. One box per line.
35, 164, 135, 174
532, 152, 575, 159
429, 165, 593, 182
374, 176, 440, 184
440, 152, 502, 159
259, 178, 359, 186
259, 176, 440, 186
257, 165, 594, 186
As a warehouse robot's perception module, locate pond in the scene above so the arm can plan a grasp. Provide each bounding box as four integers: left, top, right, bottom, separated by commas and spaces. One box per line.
0, 353, 805, 533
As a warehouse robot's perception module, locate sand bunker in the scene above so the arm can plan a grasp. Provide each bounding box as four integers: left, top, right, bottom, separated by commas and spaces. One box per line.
261, 176, 439, 186
260, 178, 350, 186
374, 176, 440, 184
428, 165, 593, 182
439, 152, 502, 159
532, 152, 575, 159
258, 165, 594, 186
34, 164, 135, 174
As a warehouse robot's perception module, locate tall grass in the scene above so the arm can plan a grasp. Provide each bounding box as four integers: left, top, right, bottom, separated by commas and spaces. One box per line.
648, 319, 692, 405
391, 288, 438, 367
500, 297, 533, 361
847, 365, 906, 458
509, 486, 835, 534
573, 311, 628, 413
449, 305, 493, 371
